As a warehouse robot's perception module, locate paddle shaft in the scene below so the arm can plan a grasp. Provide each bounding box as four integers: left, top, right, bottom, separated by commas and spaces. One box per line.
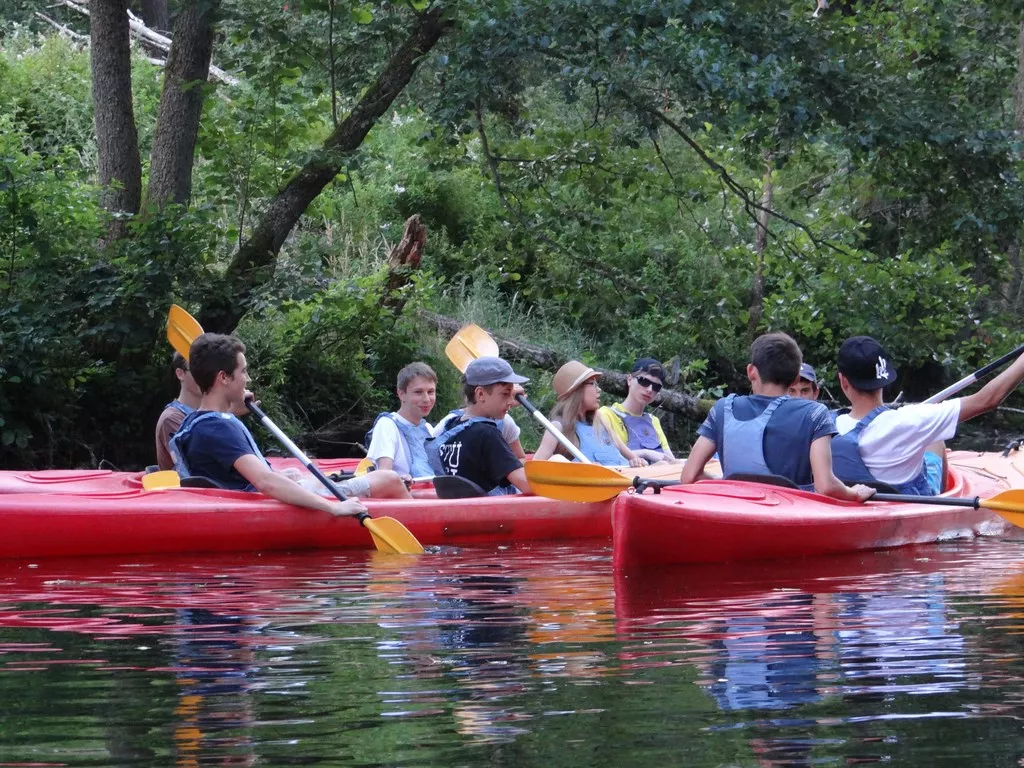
871, 492, 979, 508
515, 393, 591, 463
923, 342, 1024, 404
246, 400, 369, 519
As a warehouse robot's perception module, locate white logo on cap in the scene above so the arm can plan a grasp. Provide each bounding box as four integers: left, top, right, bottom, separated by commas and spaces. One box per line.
875, 356, 888, 380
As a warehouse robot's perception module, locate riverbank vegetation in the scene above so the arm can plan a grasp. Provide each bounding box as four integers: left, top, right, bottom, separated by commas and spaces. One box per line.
3, 1, 1024, 467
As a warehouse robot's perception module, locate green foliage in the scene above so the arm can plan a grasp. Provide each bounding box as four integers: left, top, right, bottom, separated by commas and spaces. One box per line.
5, 0, 1024, 466
0, 112, 104, 462
239, 270, 464, 449
0, 32, 95, 165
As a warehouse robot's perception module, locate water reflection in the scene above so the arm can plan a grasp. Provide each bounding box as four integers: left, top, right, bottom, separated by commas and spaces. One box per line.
171, 608, 256, 767
0, 540, 1023, 766
614, 547, 986, 713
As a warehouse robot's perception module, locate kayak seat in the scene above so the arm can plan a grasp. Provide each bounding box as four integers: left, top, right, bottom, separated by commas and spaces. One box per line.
181, 476, 227, 490
725, 472, 799, 490
433, 475, 486, 499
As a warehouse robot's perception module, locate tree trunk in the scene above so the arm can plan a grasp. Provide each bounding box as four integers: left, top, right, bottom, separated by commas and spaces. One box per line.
198, 6, 452, 333
90, 0, 142, 239
1015, 22, 1024, 131
747, 152, 773, 339
145, 0, 218, 211
1010, 21, 1024, 308
138, 0, 169, 32
382, 215, 428, 314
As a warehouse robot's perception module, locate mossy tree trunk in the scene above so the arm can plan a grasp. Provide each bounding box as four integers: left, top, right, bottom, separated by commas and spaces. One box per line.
90, 0, 142, 240
144, 0, 219, 211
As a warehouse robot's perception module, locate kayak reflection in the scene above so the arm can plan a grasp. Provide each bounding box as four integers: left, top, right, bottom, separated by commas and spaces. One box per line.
615, 547, 974, 712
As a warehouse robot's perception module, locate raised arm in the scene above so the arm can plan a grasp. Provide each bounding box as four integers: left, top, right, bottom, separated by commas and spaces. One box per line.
958, 352, 1024, 422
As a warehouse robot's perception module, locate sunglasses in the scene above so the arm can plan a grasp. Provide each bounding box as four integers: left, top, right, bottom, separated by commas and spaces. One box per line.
635, 375, 663, 393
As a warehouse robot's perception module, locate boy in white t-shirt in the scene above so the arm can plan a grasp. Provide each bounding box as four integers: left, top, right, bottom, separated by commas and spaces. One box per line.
833, 336, 1024, 494
366, 362, 438, 479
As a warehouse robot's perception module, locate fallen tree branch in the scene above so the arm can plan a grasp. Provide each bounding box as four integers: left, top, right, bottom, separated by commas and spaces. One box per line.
421, 311, 715, 420
34, 11, 88, 42
58, 0, 238, 85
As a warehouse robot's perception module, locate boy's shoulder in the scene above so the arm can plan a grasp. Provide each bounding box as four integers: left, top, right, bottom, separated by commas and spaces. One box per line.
716, 394, 828, 418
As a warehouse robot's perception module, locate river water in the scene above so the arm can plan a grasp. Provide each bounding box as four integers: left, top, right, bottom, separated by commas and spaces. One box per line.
2, 538, 1024, 766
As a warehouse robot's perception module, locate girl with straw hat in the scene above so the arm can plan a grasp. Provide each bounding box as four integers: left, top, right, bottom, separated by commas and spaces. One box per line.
532, 361, 647, 467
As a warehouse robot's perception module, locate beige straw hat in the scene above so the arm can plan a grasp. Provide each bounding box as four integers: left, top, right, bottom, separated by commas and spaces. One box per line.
553, 360, 598, 400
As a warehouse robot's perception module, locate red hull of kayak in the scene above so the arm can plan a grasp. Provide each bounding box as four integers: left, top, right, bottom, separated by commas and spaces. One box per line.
0, 488, 614, 559
612, 451, 1016, 569
0, 457, 363, 495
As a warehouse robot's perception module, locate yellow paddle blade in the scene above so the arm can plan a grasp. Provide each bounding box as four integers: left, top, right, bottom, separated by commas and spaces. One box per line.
981, 490, 1024, 526
445, 324, 500, 373
142, 470, 181, 490
167, 304, 204, 361
362, 516, 425, 554
355, 457, 375, 476
525, 460, 633, 502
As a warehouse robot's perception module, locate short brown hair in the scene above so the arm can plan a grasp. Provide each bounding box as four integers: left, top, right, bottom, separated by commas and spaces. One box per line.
750, 332, 802, 387
397, 362, 437, 391
171, 352, 188, 372
462, 379, 501, 404
188, 333, 246, 393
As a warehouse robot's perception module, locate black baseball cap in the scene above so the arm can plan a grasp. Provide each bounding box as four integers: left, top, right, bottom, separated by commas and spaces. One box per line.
631, 357, 666, 380
837, 336, 897, 391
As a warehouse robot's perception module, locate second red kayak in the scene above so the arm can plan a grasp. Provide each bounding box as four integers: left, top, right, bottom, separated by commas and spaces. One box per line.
612, 450, 1018, 569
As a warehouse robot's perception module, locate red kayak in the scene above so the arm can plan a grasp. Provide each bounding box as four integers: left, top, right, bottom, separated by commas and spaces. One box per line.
0, 457, 363, 495
0, 485, 614, 560
612, 450, 1017, 569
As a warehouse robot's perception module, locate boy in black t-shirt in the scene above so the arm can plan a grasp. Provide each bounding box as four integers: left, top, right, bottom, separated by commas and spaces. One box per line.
428, 357, 532, 495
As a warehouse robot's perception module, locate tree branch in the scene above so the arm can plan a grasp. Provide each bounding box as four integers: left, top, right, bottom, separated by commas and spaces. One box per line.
630, 98, 853, 257
199, 6, 452, 332
59, 0, 237, 85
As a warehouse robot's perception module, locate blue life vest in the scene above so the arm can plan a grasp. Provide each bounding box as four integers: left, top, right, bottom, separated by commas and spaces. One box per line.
366, 412, 434, 477
574, 421, 625, 466
485, 484, 520, 497
426, 416, 497, 476
165, 399, 196, 417
436, 409, 465, 433
831, 406, 933, 495
610, 406, 664, 452
168, 411, 268, 489
719, 394, 813, 489
427, 416, 518, 496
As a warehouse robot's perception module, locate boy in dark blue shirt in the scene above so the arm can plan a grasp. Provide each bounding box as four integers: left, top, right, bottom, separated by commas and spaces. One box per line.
170, 333, 408, 512
680, 332, 874, 501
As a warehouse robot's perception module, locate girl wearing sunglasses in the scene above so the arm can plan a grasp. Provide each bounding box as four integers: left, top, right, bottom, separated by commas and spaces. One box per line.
533, 360, 648, 467
599, 357, 681, 464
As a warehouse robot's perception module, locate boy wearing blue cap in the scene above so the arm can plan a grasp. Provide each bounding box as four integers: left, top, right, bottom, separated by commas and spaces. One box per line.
788, 363, 820, 400
427, 357, 532, 495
